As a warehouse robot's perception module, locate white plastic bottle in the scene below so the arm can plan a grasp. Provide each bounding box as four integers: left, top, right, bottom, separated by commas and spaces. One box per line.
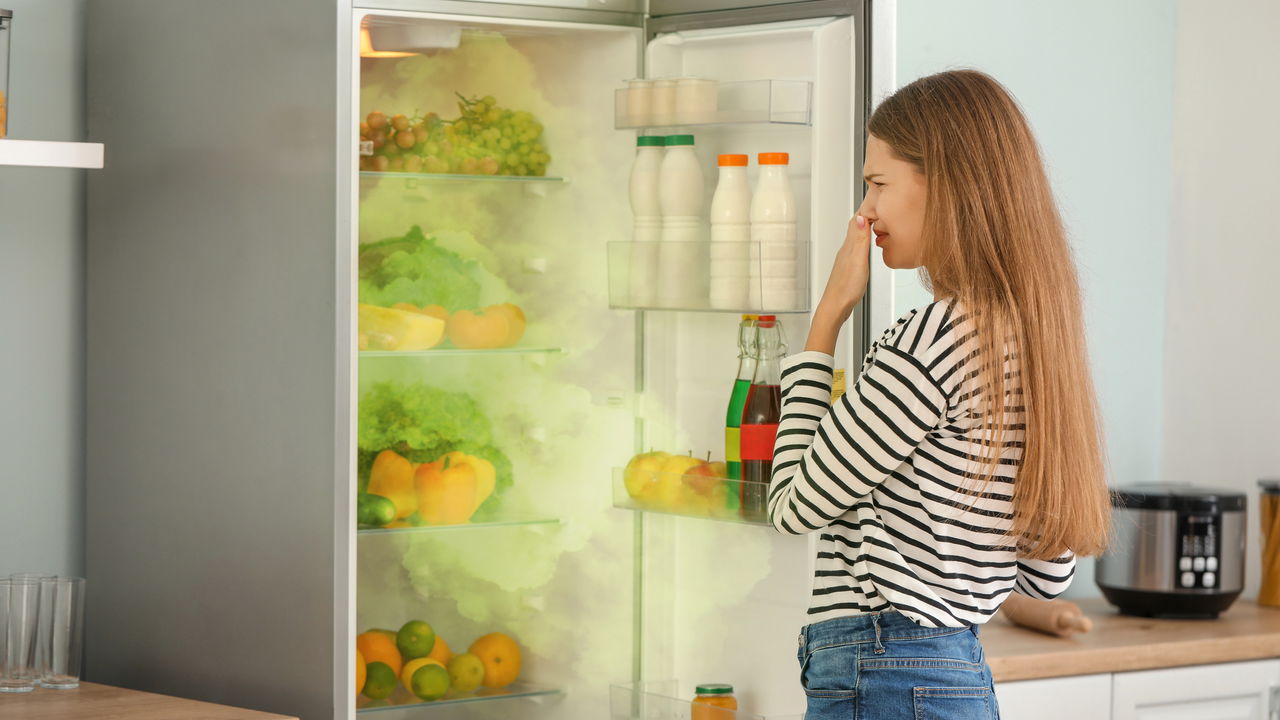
628, 135, 665, 306
657, 134, 706, 307
750, 152, 798, 310
710, 153, 752, 309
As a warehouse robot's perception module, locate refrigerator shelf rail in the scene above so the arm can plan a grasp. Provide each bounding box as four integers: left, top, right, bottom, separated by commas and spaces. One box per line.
611, 681, 803, 720
614, 79, 812, 130
357, 681, 561, 713
358, 517, 561, 535
359, 170, 566, 184
607, 241, 811, 314
612, 468, 773, 527
359, 347, 565, 358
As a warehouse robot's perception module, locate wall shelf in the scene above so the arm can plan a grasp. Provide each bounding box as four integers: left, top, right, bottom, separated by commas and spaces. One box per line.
0, 139, 104, 169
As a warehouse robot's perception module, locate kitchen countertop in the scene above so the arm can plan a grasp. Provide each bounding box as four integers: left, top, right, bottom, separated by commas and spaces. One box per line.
983, 597, 1280, 682
0, 682, 296, 720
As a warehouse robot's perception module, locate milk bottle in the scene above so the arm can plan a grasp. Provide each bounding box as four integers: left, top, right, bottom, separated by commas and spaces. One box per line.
749, 152, 797, 310
710, 154, 752, 309
657, 134, 706, 308
628, 135, 664, 306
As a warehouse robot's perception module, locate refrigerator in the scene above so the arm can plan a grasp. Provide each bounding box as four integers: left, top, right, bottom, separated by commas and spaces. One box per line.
84, 1, 874, 719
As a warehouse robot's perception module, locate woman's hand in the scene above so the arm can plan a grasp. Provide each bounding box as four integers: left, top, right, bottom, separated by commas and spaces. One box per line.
805, 214, 873, 354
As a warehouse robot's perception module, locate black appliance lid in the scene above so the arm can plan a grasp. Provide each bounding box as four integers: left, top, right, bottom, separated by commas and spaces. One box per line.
1111, 483, 1246, 512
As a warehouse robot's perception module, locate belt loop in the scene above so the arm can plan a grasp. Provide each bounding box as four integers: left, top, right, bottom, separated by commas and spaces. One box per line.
872, 614, 886, 655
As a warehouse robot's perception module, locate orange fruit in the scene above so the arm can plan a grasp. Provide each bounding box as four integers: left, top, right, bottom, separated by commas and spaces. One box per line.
468, 632, 521, 688
427, 635, 453, 665
355, 649, 367, 697
356, 630, 403, 677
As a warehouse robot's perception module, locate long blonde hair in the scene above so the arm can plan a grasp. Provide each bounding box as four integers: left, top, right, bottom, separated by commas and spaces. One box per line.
869, 70, 1110, 559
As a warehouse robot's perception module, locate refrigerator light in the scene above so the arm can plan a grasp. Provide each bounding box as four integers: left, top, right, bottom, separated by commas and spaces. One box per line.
359, 27, 416, 58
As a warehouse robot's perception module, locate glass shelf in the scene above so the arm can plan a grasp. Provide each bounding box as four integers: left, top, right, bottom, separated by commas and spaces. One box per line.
612, 468, 771, 527
359, 170, 565, 184
607, 241, 810, 314
359, 346, 564, 358
611, 681, 802, 720
358, 682, 561, 713
358, 517, 561, 536
614, 79, 812, 130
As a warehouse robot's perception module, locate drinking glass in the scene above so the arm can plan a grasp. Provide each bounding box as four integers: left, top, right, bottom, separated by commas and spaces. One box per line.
9, 573, 54, 685
0, 577, 41, 692
43, 577, 85, 689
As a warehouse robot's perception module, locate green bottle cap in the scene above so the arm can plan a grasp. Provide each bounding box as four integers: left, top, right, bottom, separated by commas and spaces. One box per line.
637, 135, 665, 146
666, 134, 695, 146
696, 684, 734, 695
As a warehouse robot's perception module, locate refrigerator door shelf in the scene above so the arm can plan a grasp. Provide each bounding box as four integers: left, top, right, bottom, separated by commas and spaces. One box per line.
614, 79, 812, 130
607, 241, 811, 314
357, 681, 561, 713
359, 346, 565, 358
358, 517, 561, 536
359, 170, 567, 184
610, 681, 803, 720
612, 468, 776, 528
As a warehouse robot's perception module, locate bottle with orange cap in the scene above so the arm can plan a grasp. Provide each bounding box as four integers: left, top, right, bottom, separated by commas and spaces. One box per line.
710, 153, 753, 309
749, 152, 798, 310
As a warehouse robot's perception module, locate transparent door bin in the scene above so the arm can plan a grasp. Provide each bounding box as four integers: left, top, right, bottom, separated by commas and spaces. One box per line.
612, 468, 772, 527
614, 80, 812, 130
358, 517, 561, 536
611, 682, 803, 720
608, 241, 809, 314
358, 681, 560, 713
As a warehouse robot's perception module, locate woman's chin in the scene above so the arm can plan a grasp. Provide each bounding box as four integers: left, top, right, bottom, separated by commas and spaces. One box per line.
879, 248, 923, 270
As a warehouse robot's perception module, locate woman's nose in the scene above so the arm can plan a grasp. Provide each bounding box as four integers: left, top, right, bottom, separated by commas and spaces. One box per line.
855, 196, 875, 222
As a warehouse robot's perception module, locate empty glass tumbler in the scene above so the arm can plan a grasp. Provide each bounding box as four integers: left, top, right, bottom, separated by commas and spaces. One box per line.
0, 577, 41, 692
43, 578, 86, 689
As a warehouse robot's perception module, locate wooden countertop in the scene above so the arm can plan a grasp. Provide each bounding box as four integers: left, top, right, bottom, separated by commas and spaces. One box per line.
983, 597, 1280, 682
0, 682, 297, 720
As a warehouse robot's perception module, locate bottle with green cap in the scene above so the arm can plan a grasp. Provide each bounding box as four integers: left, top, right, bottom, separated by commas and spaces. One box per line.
658, 134, 707, 307
692, 683, 738, 719
628, 135, 665, 306
659, 134, 704, 220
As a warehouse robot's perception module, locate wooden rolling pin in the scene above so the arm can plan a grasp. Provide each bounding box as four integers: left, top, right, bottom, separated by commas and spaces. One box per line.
998, 593, 1093, 637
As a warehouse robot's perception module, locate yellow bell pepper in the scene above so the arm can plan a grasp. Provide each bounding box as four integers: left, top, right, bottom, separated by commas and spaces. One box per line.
414, 452, 496, 525
367, 449, 417, 520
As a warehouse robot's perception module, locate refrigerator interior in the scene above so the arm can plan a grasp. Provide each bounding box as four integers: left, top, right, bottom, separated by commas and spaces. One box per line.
353, 10, 642, 719
634, 16, 857, 718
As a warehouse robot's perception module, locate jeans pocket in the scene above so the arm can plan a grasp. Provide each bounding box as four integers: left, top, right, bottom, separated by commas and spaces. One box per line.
800, 643, 858, 698
912, 686, 995, 720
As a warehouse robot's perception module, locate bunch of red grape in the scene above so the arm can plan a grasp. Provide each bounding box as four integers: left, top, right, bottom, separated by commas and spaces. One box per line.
359, 94, 551, 177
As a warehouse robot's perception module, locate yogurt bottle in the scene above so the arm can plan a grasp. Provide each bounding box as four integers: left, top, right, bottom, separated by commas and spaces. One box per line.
710, 153, 752, 309
750, 152, 798, 310
628, 135, 665, 306
658, 134, 706, 308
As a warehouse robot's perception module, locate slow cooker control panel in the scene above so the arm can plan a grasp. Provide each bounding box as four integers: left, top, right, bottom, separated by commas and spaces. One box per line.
1176, 513, 1220, 589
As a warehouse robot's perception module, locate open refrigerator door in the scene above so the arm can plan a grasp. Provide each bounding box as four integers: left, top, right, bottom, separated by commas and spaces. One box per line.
349, 3, 865, 719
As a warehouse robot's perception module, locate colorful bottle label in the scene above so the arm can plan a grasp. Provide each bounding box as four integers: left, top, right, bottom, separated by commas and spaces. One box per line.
739, 423, 779, 461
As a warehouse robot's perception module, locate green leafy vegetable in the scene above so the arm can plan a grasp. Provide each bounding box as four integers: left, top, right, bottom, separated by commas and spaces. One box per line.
359, 225, 482, 311
357, 381, 512, 508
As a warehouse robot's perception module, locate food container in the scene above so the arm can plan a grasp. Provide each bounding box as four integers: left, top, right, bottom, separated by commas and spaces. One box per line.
650, 79, 676, 126
0, 9, 11, 138
675, 77, 718, 124
1260, 478, 1280, 607
623, 79, 653, 127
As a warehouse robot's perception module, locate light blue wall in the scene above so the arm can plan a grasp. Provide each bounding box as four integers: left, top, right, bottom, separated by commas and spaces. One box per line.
0, 0, 86, 577
891, 1, 1175, 595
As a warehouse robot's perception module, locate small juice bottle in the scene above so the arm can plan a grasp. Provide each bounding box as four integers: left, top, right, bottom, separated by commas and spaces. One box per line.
692, 684, 738, 720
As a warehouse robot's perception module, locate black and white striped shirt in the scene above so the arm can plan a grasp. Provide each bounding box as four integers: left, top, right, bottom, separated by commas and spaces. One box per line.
767, 300, 1075, 628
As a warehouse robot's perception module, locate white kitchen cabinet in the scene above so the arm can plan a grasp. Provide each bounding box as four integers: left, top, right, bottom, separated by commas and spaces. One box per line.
995, 673, 1112, 720
1111, 659, 1280, 720
996, 660, 1280, 720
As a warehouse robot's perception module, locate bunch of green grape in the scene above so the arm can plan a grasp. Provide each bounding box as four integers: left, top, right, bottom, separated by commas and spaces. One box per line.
358, 94, 551, 177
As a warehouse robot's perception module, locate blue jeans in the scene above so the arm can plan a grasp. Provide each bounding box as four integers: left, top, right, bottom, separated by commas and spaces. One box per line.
797, 612, 1000, 720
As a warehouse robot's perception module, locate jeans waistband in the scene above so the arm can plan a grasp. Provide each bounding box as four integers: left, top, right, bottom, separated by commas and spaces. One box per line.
800, 612, 976, 651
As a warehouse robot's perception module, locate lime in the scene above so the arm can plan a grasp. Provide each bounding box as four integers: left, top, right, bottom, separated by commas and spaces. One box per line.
446, 652, 485, 693
362, 661, 397, 700
397, 620, 436, 660
409, 662, 451, 701
400, 657, 443, 689
358, 494, 396, 527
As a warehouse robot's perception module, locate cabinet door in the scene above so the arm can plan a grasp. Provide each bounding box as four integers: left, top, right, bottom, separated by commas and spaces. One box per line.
1112, 659, 1280, 720
995, 674, 1112, 720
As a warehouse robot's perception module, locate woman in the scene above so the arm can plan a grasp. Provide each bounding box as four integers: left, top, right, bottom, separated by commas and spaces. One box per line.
768, 69, 1112, 719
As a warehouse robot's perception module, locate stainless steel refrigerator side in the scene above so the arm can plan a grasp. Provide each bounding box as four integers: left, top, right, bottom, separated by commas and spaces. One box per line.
84, 2, 352, 719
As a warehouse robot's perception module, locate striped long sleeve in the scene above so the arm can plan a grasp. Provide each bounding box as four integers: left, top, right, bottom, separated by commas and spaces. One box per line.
766, 301, 1077, 627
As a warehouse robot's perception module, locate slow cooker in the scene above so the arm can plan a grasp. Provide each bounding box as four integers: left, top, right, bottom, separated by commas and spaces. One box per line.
1096, 483, 1246, 618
